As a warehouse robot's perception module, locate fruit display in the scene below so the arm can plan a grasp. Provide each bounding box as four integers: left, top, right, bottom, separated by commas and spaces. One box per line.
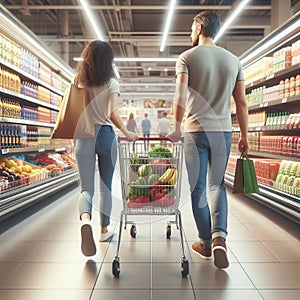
27, 152, 76, 175
0, 157, 49, 190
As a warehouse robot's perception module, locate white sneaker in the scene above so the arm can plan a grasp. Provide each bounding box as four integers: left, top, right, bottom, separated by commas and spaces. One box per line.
99, 230, 114, 242
81, 221, 96, 256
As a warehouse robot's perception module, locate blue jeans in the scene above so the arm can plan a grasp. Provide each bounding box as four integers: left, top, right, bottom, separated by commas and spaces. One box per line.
184, 131, 232, 245
75, 125, 117, 227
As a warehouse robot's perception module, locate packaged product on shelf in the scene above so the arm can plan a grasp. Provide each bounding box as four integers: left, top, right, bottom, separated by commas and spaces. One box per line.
274, 160, 300, 195
292, 40, 300, 65
295, 74, 300, 96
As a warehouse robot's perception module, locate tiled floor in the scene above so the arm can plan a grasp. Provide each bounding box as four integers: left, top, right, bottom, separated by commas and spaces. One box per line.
0, 168, 299, 300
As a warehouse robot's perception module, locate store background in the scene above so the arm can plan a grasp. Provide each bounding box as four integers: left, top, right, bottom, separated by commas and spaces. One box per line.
0, 1, 300, 300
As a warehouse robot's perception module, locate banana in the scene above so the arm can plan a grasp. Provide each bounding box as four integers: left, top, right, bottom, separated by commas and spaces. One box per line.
168, 168, 178, 185
159, 167, 174, 183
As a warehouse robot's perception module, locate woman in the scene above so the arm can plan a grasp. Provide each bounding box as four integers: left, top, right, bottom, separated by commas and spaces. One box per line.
126, 112, 138, 133
75, 40, 138, 256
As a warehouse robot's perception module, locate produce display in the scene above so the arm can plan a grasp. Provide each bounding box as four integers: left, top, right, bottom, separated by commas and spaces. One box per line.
0, 152, 76, 192
127, 145, 178, 208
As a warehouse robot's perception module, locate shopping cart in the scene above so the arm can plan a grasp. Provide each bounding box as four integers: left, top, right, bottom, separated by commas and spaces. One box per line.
112, 137, 189, 278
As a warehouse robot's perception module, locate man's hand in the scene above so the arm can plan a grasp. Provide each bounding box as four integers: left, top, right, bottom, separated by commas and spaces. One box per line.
166, 129, 182, 142
238, 137, 249, 153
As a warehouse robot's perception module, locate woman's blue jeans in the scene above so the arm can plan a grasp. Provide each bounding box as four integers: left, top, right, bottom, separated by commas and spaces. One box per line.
75, 125, 117, 227
184, 131, 232, 245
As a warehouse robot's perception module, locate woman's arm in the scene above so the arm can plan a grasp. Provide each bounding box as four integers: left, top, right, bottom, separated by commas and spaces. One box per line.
109, 93, 138, 140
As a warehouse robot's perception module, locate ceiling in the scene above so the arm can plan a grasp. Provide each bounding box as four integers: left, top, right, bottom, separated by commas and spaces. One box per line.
2, 0, 300, 89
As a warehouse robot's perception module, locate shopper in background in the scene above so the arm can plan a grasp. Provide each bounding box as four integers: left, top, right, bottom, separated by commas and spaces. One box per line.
75, 40, 138, 256
157, 111, 171, 138
126, 112, 138, 133
141, 113, 151, 138
141, 113, 152, 150
167, 11, 248, 269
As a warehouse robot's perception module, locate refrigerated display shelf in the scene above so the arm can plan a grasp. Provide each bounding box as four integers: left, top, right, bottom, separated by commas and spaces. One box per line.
245, 63, 300, 92
0, 169, 78, 222
231, 95, 300, 115
0, 117, 55, 128
225, 172, 300, 224
230, 150, 300, 162
0, 86, 60, 111
248, 150, 300, 162
0, 145, 73, 155
0, 58, 64, 96
232, 127, 300, 134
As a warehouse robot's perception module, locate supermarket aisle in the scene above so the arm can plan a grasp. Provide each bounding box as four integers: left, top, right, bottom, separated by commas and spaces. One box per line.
0, 168, 299, 300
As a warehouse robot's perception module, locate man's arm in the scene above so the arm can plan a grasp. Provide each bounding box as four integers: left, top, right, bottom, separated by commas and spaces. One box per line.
232, 80, 249, 153
167, 73, 188, 141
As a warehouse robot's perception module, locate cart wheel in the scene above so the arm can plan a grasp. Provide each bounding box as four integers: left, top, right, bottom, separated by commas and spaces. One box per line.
166, 224, 171, 239
112, 259, 120, 278
181, 259, 189, 278
130, 225, 137, 238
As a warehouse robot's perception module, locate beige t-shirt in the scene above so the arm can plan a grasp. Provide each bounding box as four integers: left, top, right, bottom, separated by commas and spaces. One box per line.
84, 78, 120, 126
176, 45, 244, 132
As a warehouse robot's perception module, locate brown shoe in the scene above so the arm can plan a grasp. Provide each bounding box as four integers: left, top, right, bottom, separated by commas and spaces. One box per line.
212, 237, 229, 269
192, 242, 212, 259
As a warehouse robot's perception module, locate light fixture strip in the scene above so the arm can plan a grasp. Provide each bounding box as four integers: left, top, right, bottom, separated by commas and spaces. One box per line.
160, 0, 177, 52
214, 0, 251, 43
74, 57, 178, 62
78, 0, 104, 40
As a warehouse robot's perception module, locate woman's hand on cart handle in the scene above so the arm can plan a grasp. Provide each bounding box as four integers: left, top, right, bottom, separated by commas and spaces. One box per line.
167, 129, 182, 143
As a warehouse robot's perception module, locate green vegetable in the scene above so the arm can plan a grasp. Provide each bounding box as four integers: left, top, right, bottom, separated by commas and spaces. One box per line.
148, 146, 172, 158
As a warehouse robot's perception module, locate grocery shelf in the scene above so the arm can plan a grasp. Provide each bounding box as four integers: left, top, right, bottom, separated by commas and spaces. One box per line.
0, 169, 78, 222
248, 150, 300, 162
232, 127, 300, 134
230, 149, 300, 162
0, 145, 73, 155
0, 117, 55, 128
225, 172, 300, 224
0, 86, 60, 111
0, 58, 64, 96
245, 63, 300, 92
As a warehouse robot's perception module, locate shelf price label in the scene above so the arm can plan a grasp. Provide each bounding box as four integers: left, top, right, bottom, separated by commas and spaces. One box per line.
281, 98, 287, 103
1, 149, 10, 154
38, 148, 45, 153
266, 73, 274, 80
263, 102, 268, 107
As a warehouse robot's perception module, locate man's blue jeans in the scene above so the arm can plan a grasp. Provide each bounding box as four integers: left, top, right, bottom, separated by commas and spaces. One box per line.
184, 131, 232, 245
75, 125, 117, 227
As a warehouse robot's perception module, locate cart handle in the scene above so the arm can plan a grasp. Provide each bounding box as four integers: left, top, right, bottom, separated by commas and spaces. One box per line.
118, 136, 183, 142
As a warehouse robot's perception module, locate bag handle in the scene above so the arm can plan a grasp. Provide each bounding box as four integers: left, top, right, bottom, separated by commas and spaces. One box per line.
239, 147, 249, 159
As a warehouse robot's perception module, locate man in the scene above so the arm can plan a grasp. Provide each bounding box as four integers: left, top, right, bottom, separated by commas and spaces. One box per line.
167, 11, 248, 269
141, 113, 152, 138
141, 113, 151, 150
157, 111, 171, 137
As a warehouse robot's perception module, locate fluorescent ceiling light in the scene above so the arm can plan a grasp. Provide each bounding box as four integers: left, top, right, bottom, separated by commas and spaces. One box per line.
120, 82, 175, 86
74, 57, 178, 62
78, 0, 104, 40
241, 18, 300, 66
121, 92, 174, 96
114, 57, 178, 62
214, 0, 251, 43
160, 0, 177, 52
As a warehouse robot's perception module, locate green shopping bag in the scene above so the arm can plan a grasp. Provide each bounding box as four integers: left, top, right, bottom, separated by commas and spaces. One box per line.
232, 151, 259, 194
